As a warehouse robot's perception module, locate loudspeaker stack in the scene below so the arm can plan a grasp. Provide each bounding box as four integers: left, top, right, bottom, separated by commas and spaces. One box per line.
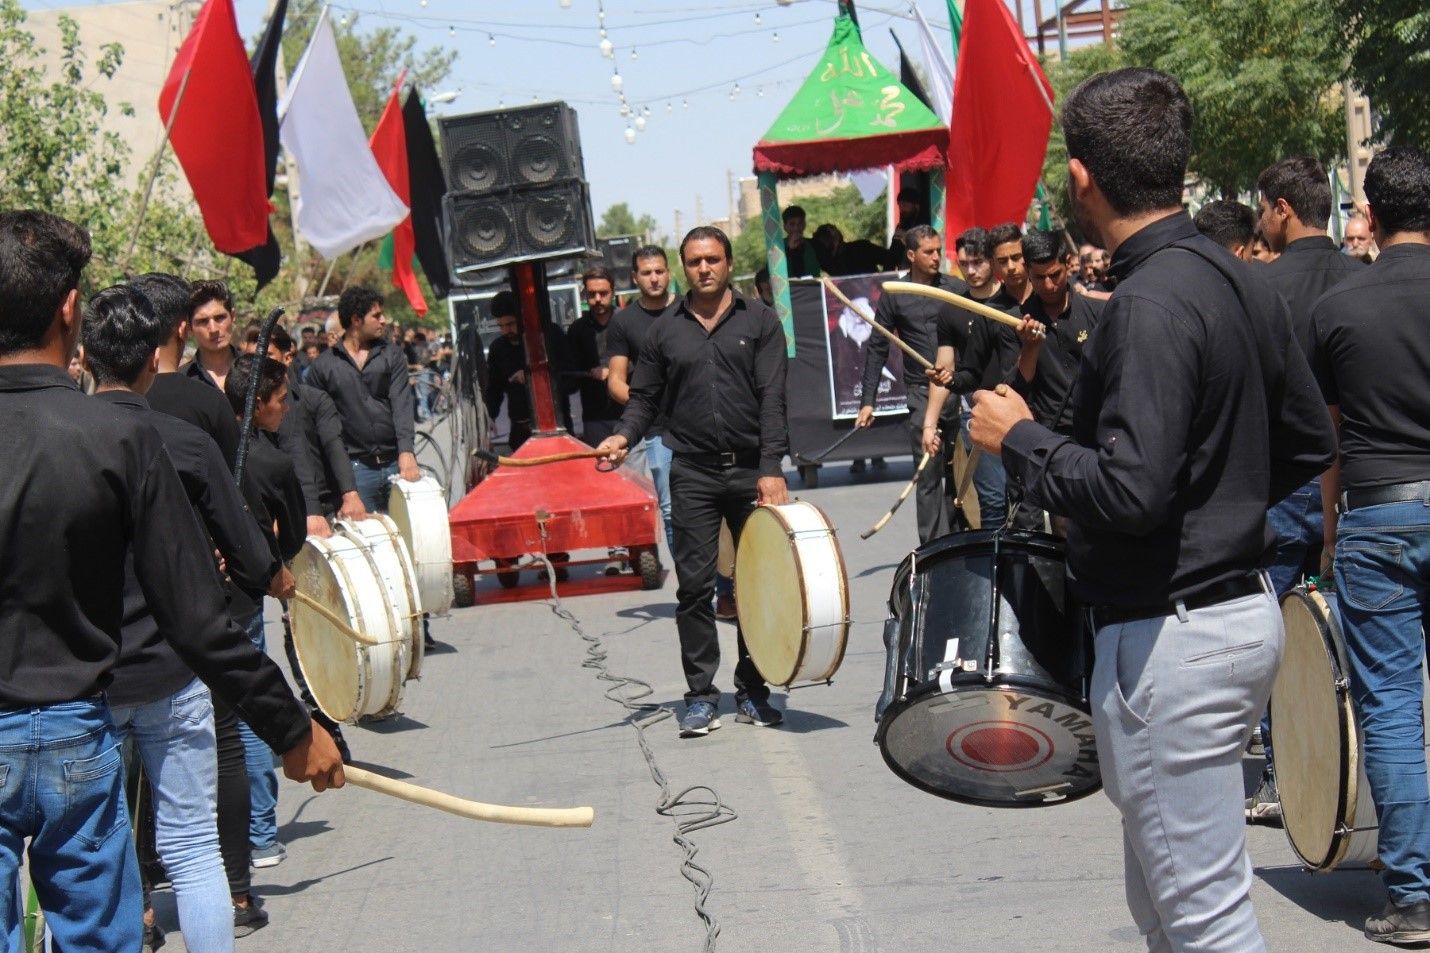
438, 102, 596, 279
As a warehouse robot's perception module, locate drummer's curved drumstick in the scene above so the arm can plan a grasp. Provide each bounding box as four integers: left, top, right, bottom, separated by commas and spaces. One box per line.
883, 280, 1045, 339
344, 766, 595, 829
861, 453, 931, 540
821, 277, 934, 371
473, 448, 611, 469
290, 591, 380, 646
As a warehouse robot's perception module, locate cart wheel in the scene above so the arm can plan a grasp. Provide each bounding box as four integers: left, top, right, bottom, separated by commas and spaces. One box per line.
636, 548, 662, 590
452, 572, 474, 608
494, 558, 521, 590
799, 464, 820, 489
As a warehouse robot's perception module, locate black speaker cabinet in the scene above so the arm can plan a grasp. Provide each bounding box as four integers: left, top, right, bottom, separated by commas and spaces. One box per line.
438, 102, 584, 196
444, 180, 597, 276
596, 234, 640, 291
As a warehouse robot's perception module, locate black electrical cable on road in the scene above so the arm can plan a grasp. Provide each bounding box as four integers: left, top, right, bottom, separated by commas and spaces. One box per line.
531, 545, 736, 953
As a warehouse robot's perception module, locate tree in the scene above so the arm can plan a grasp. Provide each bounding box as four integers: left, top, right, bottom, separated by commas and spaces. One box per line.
1333, 0, 1430, 150
1040, 43, 1127, 227
597, 202, 658, 241
1116, 0, 1345, 196
730, 183, 889, 276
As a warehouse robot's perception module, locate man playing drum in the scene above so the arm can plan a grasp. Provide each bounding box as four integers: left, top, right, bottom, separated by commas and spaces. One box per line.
595, 226, 790, 737
1311, 146, 1430, 946
969, 69, 1334, 951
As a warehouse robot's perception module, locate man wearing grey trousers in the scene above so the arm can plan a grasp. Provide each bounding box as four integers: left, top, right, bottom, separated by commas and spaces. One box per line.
970, 69, 1335, 951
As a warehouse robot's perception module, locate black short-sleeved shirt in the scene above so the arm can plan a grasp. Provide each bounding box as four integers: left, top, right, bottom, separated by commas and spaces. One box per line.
608, 300, 675, 432
1010, 292, 1104, 433
1311, 242, 1430, 489
566, 312, 622, 423
1263, 235, 1364, 358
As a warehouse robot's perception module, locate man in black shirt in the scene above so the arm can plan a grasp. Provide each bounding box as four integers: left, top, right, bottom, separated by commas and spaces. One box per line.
856, 225, 967, 543
0, 210, 342, 953
970, 70, 1334, 950
484, 291, 569, 450
1311, 146, 1430, 945
306, 286, 421, 514
782, 205, 822, 279
988, 222, 1032, 310
1193, 200, 1257, 261
567, 266, 624, 447
812, 223, 890, 276
596, 226, 790, 737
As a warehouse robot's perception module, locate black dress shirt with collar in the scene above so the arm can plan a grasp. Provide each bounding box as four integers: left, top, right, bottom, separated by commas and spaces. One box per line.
294, 377, 357, 514
935, 297, 1022, 395
1000, 212, 1336, 607
0, 366, 308, 750
617, 291, 789, 478
1008, 292, 1104, 434
860, 272, 969, 405
305, 338, 416, 461
147, 370, 241, 468
1263, 234, 1364, 358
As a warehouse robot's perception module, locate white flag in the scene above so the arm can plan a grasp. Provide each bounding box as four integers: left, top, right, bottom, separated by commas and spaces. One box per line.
279, 7, 407, 259
913, 3, 954, 126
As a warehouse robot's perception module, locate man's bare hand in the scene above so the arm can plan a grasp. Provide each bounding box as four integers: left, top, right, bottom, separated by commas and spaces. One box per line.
595, 434, 629, 465
969, 384, 1033, 455
921, 427, 942, 456
398, 451, 421, 482
280, 722, 346, 791
855, 406, 875, 429
925, 364, 954, 388
510, 369, 527, 385
1017, 317, 1046, 348
338, 491, 368, 522
268, 565, 296, 600
757, 476, 789, 506
306, 515, 332, 539
589, 366, 610, 382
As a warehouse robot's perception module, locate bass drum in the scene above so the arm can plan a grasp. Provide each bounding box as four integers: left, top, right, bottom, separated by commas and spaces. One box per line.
388, 476, 454, 615
734, 501, 849, 686
289, 534, 407, 722
1273, 587, 1378, 870
336, 515, 424, 681
875, 530, 1098, 807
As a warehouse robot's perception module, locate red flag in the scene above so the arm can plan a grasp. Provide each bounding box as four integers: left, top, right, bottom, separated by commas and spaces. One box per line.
369, 75, 427, 316
158, 0, 269, 254
945, 0, 1054, 237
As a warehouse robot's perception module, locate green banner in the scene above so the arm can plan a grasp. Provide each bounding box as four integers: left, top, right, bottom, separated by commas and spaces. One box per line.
758, 171, 797, 357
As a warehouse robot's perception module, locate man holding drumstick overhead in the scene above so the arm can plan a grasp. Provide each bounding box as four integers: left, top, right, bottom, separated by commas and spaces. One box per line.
596, 226, 789, 737
968, 70, 1334, 950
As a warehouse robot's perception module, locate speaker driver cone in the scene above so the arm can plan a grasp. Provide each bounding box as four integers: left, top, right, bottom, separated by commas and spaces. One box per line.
456, 201, 515, 259
451, 143, 504, 194
520, 193, 576, 250
510, 134, 564, 187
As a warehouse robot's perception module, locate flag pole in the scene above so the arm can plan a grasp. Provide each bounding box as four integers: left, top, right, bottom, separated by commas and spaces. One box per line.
315, 257, 340, 298
121, 68, 193, 275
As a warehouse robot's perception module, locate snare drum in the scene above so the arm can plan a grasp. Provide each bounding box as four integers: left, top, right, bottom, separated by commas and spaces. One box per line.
875, 530, 1098, 807
290, 534, 408, 722
388, 476, 454, 615
336, 515, 424, 681
1273, 587, 1379, 870
734, 501, 849, 687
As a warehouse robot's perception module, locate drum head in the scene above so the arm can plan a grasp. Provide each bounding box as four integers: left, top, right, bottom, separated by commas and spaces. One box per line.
388, 476, 454, 615
1273, 588, 1360, 869
337, 516, 422, 681
290, 538, 366, 722
877, 683, 1101, 807
735, 506, 806, 685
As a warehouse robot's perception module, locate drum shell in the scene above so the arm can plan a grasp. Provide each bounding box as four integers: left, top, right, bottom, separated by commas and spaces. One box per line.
290, 535, 407, 723
734, 501, 850, 686
336, 515, 424, 682
389, 476, 454, 615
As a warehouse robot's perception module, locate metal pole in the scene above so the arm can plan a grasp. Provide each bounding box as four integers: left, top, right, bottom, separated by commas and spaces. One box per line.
120, 68, 192, 274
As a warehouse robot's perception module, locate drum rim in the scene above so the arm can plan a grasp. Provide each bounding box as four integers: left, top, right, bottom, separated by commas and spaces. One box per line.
875, 682, 1102, 809
291, 536, 368, 722
794, 499, 851, 683
889, 529, 1067, 612
324, 528, 407, 716
1276, 586, 1361, 870
336, 515, 425, 680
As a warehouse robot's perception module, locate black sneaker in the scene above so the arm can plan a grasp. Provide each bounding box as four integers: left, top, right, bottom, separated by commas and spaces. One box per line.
1366, 899, 1430, 945
142, 920, 165, 952
1244, 772, 1282, 827
233, 896, 269, 938
678, 701, 720, 737
736, 697, 783, 727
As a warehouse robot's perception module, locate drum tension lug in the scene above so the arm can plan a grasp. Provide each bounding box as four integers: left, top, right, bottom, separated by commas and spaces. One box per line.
1334, 677, 1350, 693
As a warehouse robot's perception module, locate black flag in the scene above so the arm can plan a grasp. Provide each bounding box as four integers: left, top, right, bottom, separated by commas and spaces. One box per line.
402, 87, 451, 299
891, 30, 934, 113
233, 0, 289, 290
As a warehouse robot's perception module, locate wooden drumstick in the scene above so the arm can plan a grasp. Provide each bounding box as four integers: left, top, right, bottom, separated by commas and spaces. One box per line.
474, 448, 610, 469
861, 453, 931, 540
343, 766, 595, 829
821, 277, 935, 371
883, 280, 1045, 339
290, 591, 381, 646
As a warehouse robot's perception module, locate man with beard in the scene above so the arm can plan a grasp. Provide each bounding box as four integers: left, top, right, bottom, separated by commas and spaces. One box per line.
483, 291, 569, 451
970, 69, 1334, 950
567, 266, 624, 448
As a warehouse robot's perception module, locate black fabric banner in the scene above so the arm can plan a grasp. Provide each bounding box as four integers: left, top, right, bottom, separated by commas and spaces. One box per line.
232, 0, 288, 290
403, 88, 452, 299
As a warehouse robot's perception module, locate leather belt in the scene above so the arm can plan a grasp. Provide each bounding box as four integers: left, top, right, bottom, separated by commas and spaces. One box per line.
1090, 574, 1266, 629
353, 452, 396, 468
675, 450, 760, 469
1343, 480, 1430, 513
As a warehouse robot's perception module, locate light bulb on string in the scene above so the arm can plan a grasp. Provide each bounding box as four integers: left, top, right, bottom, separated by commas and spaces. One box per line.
630, 48, 638, 60
642, 105, 651, 116
665, 101, 673, 113
448, 25, 455, 38
634, 116, 646, 131
624, 127, 636, 144
733, 83, 741, 96
419, 0, 427, 7
772, 31, 780, 43
610, 73, 624, 93
755, 13, 762, 25
599, 37, 613, 58
559, 0, 572, 7
337, 14, 348, 27
488, 34, 496, 47
682, 98, 689, 109
619, 102, 630, 117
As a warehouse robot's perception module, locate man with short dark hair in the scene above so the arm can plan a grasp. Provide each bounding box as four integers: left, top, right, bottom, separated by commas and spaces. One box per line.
970, 69, 1334, 950
987, 222, 1031, 308
782, 205, 822, 278
856, 224, 967, 543
306, 286, 421, 513
0, 210, 341, 953
483, 290, 569, 451
567, 266, 624, 448
594, 226, 790, 737
1194, 200, 1258, 260
1312, 145, 1430, 945
186, 279, 240, 392
955, 228, 1001, 301
812, 223, 889, 276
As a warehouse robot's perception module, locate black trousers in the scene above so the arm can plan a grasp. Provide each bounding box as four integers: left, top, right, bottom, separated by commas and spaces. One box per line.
669, 456, 769, 707
904, 386, 960, 544
212, 696, 251, 898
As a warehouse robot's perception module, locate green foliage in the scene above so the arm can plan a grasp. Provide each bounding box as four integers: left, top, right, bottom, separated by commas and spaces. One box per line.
597, 202, 658, 241
732, 182, 887, 275
1116, 0, 1345, 196
1332, 0, 1430, 150
1040, 43, 1126, 226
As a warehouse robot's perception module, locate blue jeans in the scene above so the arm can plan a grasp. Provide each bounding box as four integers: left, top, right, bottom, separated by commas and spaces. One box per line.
0, 698, 141, 953
1334, 496, 1430, 905
353, 460, 398, 514
634, 435, 674, 551
236, 611, 279, 852
111, 680, 233, 953
1266, 477, 1323, 598
961, 400, 1006, 529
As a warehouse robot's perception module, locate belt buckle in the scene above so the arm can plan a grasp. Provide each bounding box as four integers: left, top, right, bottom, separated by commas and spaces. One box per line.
718, 451, 736, 468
